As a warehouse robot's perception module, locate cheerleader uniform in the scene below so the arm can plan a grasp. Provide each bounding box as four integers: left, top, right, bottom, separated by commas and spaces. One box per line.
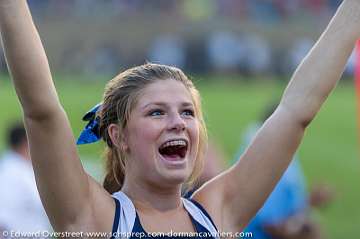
110, 191, 219, 239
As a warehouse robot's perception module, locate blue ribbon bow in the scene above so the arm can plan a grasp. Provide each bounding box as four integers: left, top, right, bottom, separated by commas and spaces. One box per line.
77, 103, 102, 145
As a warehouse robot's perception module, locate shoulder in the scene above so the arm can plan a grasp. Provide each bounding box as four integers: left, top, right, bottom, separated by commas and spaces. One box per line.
190, 175, 228, 231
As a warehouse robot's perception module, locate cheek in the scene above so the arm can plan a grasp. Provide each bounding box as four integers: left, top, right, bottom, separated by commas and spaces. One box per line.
126, 126, 156, 169
127, 120, 162, 151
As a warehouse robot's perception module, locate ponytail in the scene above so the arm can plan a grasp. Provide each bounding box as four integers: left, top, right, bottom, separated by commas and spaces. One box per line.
103, 146, 125, 194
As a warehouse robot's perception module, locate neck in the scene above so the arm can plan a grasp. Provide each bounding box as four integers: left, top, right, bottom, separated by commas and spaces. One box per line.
122, 177, 183, 212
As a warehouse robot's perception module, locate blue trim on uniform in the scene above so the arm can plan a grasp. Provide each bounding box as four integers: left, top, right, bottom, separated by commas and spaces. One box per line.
189, 199, 218, 232
131, 212, 144, 236
130, 207, 216, 238
110, 197, 121, 239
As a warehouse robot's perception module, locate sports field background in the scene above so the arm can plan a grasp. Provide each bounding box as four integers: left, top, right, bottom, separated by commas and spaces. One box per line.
0, 75, 359, 238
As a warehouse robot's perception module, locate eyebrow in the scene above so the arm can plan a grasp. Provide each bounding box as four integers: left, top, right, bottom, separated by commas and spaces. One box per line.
141, 101, 194, 110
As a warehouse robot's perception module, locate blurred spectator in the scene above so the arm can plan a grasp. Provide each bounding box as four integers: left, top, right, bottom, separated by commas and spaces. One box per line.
206, 31, 245, 73
148, 35, 186, 69
83, 45, 122, 76
0, 122, 50, 232
247, 0, 281, 24
287, 38, 315, 72
26, 0, 342, 21
0, 47, 6, 72
238, 103, 333, 239
59, 40, 87, 74
206, 32, 272, 74
185, 37, 210, 73
8, 0, 347, 76
242, 35, 272, 74
183, 101, 334, 237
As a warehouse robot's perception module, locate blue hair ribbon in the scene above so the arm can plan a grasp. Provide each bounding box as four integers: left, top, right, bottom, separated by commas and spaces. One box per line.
77, 103, 102, 145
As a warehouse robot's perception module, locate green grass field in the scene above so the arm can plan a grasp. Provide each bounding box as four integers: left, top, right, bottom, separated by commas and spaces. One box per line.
0, 75, 359, 238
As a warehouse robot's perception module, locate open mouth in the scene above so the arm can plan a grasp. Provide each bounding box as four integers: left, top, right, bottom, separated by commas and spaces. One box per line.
158, 139, 188, 160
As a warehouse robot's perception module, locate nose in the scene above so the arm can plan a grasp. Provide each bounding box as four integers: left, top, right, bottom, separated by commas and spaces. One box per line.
168, 112, 186, 132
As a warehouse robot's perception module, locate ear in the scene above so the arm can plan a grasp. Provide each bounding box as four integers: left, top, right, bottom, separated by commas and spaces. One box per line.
108, 123, 129, 151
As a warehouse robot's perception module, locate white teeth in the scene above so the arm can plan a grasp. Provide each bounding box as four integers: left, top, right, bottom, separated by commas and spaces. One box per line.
160, 140, 187, 149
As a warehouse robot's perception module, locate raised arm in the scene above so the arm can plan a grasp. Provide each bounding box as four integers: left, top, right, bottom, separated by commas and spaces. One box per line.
193, 0, 360, 232
0, 0, 113, 231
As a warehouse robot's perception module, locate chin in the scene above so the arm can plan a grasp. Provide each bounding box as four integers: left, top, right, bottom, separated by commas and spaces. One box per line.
154, 153, 196, 186
164, 169, 191, 184
153, 168, 192, 188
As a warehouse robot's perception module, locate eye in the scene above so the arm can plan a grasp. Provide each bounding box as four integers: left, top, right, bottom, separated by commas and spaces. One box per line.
149, 109, 164, 117
181, 109, 195, 117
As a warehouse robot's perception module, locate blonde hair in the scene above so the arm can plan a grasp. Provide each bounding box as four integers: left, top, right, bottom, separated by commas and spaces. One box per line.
99, 63, 207, 194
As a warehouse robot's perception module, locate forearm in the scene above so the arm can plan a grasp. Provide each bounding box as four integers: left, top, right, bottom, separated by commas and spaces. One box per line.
0, 0, 60, 118
281, 0, 360, 126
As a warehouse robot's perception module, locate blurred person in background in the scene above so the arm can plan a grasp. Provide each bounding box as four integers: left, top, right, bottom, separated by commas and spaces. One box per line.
0, 122, 50, 233
239, 103, 333, 239
148, 35, 186, 69
186, 104, 334, 239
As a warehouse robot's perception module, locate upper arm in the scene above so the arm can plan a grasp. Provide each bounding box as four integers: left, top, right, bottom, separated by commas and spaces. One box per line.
193, 105, 306, 232
24, 109, 90, 228
24, 108, 116, 232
